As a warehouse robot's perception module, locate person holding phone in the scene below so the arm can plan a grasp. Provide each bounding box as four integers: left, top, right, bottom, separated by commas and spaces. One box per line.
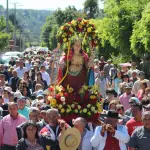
91, 110, 130, 150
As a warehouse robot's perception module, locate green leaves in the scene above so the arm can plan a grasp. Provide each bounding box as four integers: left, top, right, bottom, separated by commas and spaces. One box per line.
131, 2, 150, 55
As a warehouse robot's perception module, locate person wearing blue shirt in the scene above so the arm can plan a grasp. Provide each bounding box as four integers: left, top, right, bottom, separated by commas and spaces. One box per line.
17, 96, 29, 119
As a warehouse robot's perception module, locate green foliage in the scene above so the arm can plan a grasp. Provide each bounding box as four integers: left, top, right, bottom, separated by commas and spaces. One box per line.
84, 0, 99, 19
110, 53, 131, 65
0, 16, 10, 50
131, 2, 150, 55
100, 0, 149, 55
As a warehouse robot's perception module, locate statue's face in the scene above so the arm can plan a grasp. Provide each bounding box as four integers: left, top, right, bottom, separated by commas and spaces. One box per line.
73, 41, 81, 53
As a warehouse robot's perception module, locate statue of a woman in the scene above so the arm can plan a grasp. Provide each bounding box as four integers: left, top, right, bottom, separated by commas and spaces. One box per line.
58, 38, 94, 93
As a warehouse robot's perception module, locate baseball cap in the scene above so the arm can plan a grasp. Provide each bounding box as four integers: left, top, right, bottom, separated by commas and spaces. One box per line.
124, 83, 132, 89
17, 96, 26, 101
37, 90, 44, 98
129, 97, 140, 104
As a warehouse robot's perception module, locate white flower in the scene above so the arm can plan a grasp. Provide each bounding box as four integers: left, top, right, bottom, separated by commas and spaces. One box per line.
60, 97, 65, 102
78, 105, 81, 109
75, 109, 78, 113
58, 104, 63, 109
87, 104, 91, 108
91, 106, 95, 112
94, 110, 98, 114
71, 104, 75, 108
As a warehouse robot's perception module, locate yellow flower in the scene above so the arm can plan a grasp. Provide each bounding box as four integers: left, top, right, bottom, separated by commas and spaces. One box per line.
60, 26, 64, 30
90, 95, 96, 99
69, 27, 74, 32
68, 105, 71, 109
78, 24, 82, 29
63, 38, 67, 42
62, 34, 66, 38
83, 85, 88, 90
88, 112, 91, 116
87, 27, 92, 33
80, 21, 85, 25
48, 96, 52, 100
97, 102, 103, 113
67, 85, 74, 93
50, 98, 57, 107
83, 108, 87, 113
59, 92, 63, 97
58, 104, 63, 109
71, 20, 77, 26
61, 108, 65, 113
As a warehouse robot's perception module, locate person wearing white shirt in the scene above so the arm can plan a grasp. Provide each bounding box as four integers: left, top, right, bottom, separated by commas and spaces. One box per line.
15, 60, 28, 78
25, 57, 32, 71
40, 65, 51, 86
91, 110, 130, 150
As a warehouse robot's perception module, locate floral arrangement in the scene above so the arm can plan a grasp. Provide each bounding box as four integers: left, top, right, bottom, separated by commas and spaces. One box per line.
47, 84, 104, 122
56, 18, 98, 47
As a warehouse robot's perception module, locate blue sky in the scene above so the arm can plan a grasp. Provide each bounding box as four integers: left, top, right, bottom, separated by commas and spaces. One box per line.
1, 0, 103, 10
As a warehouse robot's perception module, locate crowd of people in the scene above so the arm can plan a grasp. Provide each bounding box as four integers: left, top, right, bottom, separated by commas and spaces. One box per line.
0, 49, 150, 150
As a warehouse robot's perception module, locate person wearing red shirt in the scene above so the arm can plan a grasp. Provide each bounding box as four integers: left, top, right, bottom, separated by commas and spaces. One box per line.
126, 102, 143, 136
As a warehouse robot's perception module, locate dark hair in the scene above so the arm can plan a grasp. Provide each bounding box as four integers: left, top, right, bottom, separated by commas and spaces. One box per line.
133, 102, 143, 111
122, 74, 129, 82
114, 70, 123, 80
141, 97, 150, 106
23, 121, 39, 139
106, 88, 118, 97
116, 104, 124, 111
24, 71, 30, 79
36, 71, 43, 81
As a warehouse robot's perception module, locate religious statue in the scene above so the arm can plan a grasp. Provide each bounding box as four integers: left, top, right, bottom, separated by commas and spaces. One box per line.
58, 38, 95, 93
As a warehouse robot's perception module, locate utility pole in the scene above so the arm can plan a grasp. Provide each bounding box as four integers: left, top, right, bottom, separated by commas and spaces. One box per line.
14, 3, 17, 51
6, 0, 9, 32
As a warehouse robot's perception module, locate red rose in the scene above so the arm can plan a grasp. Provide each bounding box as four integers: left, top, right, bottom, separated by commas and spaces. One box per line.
64, 92, 68, 98
56, 94, 61, 100
92, 24, 94, 27
77, 18, 82, 21
49, 87, 54, 92
68, 22, 71, 24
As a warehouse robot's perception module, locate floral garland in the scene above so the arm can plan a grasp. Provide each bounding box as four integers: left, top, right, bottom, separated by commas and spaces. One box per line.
57, 18, 98, 47
46, 84, 104, 122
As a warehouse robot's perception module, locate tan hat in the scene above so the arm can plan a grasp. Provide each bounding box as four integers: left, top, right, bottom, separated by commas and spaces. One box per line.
4, 87, 13, 94
59, 128, 81, 150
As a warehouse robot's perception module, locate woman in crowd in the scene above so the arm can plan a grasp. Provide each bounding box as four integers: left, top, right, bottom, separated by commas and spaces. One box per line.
112, 70, 123, 95
16, 121, 43, 150
32, 71, 47, 92
21, 86, 31, 99
137, 81, 148, 100
22, 71, 32, 90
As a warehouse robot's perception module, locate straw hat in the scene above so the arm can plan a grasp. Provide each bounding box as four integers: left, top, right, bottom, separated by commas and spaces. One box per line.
59, 128, 81, 150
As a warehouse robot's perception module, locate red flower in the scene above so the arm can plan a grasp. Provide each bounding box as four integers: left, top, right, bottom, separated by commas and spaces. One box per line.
92, 24, 95, 27
68, 22, 71, 24
77, 18, 82, 21
56, 94, 61, 100
49, 87, 54, 92
64, 92, 68, 98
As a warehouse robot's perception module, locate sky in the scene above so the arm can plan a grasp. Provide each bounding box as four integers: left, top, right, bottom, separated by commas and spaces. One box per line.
1, 0, 103, 10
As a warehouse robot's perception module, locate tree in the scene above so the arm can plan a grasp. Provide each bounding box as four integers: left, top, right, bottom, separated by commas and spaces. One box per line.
0, 16, 10, 50
131, 2, 150, 55
99, 0, 149, 56
84, 0, 99, 19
